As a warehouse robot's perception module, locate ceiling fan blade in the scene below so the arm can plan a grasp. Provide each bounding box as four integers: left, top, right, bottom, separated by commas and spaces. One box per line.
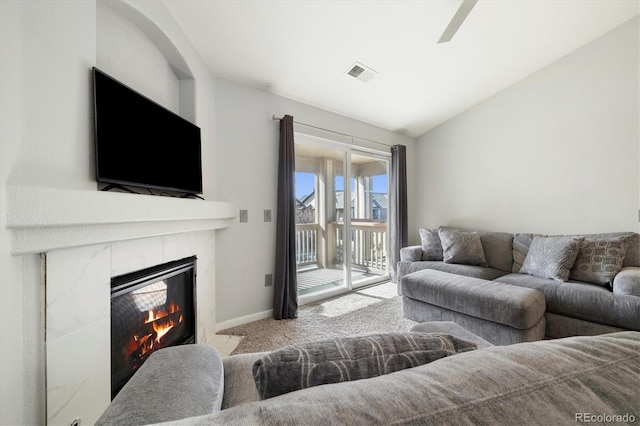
438, 0, 478, 44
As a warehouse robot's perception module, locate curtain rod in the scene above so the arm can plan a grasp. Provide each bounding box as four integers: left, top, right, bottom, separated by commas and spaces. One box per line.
272, 115, 393, 149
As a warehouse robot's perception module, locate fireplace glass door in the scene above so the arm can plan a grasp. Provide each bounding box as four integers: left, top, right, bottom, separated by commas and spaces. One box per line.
110, 256, 196, 398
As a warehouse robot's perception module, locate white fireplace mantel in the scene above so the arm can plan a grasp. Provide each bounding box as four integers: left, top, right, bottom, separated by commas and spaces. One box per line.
6, 185, 236, 255
7, 184, 236, 424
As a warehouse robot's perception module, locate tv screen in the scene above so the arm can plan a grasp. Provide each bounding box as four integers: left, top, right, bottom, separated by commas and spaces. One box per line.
93, 67, 203, 194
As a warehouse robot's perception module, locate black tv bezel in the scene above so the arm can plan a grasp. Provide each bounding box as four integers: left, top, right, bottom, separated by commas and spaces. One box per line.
92, 67, 203, 195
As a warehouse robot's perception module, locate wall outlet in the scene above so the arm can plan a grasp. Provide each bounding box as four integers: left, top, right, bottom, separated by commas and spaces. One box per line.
264, 209, 272, 222
239, 210, 248, 223
264, 273, 273, 287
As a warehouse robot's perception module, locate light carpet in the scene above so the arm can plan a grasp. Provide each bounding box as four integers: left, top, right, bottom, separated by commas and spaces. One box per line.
217, 282, 418, 355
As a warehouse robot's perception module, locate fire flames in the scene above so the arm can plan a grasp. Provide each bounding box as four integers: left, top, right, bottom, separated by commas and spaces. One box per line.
145, 302, 184, 343
127, 301, 184, 360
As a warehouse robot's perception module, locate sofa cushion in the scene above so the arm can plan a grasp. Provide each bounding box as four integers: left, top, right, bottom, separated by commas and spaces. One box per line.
251, 332, 477, 400
520, 236, 583, 282
419, 228, 443, 261
397, 261, 507, 283
475, 230, 514, 272
569, 237, 627, 286
175, 333, 640, 426
438, 228, 488, 267
400, 270, 545, 329
497, 273, 640, 330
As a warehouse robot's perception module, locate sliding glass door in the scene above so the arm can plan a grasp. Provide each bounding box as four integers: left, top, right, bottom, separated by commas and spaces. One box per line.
349, 151, 389, 288
294, 134, 389, 300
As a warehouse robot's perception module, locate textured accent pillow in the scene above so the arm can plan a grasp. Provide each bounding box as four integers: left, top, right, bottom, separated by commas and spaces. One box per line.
419, 228, 443, 261
520, 236, 583, 282
252, 332, 477, 400
569, 237, 627, 286
438, 228, 488, 267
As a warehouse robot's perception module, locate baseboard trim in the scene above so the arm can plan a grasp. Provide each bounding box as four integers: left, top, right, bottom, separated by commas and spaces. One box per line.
216, 309, 272, 332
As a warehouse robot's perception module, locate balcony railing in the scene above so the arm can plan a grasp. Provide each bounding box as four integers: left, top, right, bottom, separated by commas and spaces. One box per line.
333, 221, 387, 273
295, 223, 319, 266
295, 221, 387, 274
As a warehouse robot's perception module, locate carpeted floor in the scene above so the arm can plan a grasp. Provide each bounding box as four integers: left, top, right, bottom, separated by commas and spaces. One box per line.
218, 281, 418, 355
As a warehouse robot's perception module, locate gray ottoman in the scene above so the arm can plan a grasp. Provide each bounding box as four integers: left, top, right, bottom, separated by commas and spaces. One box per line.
400, 269, 546, 345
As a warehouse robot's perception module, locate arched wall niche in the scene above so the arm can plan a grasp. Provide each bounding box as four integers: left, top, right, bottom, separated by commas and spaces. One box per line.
97, 0, 196, 122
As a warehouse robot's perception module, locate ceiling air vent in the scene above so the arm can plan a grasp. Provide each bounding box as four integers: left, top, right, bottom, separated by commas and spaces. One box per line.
345, 62, 377, 83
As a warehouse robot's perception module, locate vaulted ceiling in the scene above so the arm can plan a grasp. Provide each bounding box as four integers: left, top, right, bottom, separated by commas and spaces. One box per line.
165, 0, 639, 137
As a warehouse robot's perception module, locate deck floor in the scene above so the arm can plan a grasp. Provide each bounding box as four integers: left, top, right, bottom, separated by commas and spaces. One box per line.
297, 267, 382, 295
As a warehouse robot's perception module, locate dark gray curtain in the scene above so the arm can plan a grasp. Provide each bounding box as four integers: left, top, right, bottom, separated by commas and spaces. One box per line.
274, 115, 298, 319
389, 145, 408, 283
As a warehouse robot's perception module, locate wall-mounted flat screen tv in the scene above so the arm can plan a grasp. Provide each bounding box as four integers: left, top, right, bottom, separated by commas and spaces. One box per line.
93, 67, 203, 195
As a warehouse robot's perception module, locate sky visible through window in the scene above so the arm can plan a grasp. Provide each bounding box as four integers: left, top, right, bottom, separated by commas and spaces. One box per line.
295, 172, 387, 199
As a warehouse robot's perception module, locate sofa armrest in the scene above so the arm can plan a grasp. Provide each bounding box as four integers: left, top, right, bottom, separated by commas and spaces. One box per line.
400, 245, 423, 262
96, 344, 224, 426
613, 267, 640, 297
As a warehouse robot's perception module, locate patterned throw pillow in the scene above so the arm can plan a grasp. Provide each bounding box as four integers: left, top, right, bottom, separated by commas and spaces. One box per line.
520, 236, 583, 282
252, 332, 477, 400
419, 228, 443, 261
438, 228, 488, 267
569, 237, 627, 286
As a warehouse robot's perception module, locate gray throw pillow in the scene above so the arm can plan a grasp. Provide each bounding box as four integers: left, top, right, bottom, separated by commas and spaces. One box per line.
520, 236, 583, 282
569, 237, 627, 286
419, 228, 443, 261
438, 228, 488, 267
252, 332, 477, 400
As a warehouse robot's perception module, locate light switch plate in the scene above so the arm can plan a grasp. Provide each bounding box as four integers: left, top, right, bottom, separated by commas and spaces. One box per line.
265, 273, 273, 287
264, 209, 272, 222
239, 210, 248, 223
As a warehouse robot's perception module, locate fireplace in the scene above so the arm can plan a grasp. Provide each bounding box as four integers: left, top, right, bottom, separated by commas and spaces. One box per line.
110, 256, 196, 398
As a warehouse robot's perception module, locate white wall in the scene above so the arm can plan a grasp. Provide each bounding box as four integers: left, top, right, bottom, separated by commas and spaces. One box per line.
18, 1, 97, 190
414, 17, 639, 238
0, 3, 24, 423
97, 4, 180, 113
213, 78, 416, 326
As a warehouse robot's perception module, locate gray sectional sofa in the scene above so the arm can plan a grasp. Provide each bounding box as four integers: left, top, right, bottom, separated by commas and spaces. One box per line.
96, 331, 640, 425
398, 227, 640, 343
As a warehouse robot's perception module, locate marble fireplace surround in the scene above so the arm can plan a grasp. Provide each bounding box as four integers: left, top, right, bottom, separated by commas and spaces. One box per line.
6, 185, 235, 425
